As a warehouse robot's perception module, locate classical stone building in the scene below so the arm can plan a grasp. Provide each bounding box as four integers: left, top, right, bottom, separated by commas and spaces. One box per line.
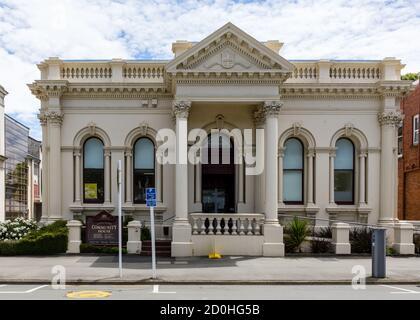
29, 23, 411, 256
398, 79, 420, 222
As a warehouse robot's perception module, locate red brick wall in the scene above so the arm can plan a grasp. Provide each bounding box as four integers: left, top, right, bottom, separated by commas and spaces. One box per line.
399, 84, 420, 220
404, 169, 420, 220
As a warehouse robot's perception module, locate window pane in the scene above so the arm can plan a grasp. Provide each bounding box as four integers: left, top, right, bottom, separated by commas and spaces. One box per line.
283, 170, 303, 202
133, 171, 155, 203
335, 139, 354, 170
83, 169, 104, 203
134, 138, 155, 169
84, 138, 104, 169
284, 138, 303, 169
334, 170, 353, 202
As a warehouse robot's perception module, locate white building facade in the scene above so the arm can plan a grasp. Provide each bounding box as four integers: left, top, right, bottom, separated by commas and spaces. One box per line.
29, 23, 411, 256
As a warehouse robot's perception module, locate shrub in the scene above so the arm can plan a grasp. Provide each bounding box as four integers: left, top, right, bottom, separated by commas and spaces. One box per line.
141, 225, 151, 241
313, 227, 332, 239
80, 244, 127, 254
350, 227, 372, 254
0, 220, 68, 256
284, 217, 310, 253
311, 238, 332, 254
0, 218, 38, 241
414, 234, 420, 254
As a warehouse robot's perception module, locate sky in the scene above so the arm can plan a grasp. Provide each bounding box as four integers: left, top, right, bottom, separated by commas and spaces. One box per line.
0, 0, 419, 140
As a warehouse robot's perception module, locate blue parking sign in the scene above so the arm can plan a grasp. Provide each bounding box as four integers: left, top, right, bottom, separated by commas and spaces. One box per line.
146, 188, 156, 208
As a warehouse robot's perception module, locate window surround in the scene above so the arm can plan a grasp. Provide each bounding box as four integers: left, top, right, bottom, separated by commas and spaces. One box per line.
71, 125, 112, 209
329, 126, 369, 212
413, 114, 419, 146
123, 125, 162, 210
278, 126, 317, 209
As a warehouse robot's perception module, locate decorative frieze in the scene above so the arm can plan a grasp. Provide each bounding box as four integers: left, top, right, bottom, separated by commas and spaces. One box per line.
378, 111, 403, 127
172, 101, 191, 119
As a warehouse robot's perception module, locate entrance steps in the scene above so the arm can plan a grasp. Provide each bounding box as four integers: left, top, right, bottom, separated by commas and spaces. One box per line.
141, 240, 171, 257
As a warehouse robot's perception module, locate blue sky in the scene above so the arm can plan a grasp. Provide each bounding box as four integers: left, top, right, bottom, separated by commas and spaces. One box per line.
0, 0, 419, 140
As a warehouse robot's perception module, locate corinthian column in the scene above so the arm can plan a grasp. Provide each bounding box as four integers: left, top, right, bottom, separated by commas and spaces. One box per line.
378, 111, 402, 225
47, 111, 64, 222
171, 101, 193, 257
262, 101, 284, 257
38, 113, 49, 222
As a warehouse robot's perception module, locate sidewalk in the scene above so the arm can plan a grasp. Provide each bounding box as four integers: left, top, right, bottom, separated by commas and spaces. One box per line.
0, 255, 419, 284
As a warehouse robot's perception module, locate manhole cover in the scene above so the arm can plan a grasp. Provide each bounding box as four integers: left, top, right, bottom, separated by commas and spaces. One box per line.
66, 291, 112, 299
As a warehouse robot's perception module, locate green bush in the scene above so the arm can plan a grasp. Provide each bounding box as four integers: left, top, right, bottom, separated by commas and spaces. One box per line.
80, 244, 127, 254
141, 225, 151, 241
311, 238, 332, 254
350, 227, 372, 254
284, 217, 310, 253
313, 227, 332, 239
0, 220, 68, 256
414, 234, 420, 254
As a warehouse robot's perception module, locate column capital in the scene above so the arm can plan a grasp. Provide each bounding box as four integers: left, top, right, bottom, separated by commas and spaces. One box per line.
359, 151, 368, 158
38, 110, 64, 126
73, 148, 81, 157
263, 100, 283, 118
172, 100, 191, 119
307, 148, 316, 158
378, 111, 403, 127
104, 148, 112, 157
329, 148, 337, 158
124, 147, 133, 157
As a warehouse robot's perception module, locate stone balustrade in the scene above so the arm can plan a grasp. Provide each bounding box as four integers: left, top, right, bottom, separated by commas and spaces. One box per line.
190, 213, 265, 236
38, 57, 403, 85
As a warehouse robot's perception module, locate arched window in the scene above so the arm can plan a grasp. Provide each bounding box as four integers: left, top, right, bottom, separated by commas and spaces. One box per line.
283, 138, 304, 204
334, 138, 355, 204
83, 137, 104, 203
133, 138, 155, 204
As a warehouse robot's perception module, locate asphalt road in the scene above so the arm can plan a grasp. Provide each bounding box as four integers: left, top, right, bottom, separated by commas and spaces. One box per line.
0, 284, 420, 300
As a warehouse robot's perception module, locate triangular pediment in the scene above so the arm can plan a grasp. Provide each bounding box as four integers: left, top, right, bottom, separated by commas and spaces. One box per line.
166, 22, 294, 74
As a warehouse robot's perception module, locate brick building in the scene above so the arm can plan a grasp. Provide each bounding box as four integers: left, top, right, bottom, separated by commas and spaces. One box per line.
398, 79, 420, 221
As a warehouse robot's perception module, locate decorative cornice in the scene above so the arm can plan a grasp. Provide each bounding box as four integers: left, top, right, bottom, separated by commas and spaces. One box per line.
378, 111, 404, 127
29, 81, 69, 100
172, 101, 191, 119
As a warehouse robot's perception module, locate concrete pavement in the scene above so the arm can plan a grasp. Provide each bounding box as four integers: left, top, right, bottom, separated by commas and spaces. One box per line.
0, 255, 419, 284
1, 284, 420, 300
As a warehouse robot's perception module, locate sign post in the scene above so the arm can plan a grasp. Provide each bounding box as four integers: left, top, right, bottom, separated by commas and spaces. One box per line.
146, 188, 157, 279
117, 160, 123, 279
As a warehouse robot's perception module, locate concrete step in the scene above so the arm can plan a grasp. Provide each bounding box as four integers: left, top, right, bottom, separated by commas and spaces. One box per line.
141, 240, 171, 257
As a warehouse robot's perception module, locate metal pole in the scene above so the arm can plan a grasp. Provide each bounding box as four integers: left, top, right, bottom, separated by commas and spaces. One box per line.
150, 206, 157, 279
118, 160, 123, 279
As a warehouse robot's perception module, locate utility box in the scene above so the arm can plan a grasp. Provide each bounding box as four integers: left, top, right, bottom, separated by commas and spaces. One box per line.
371, 228, 386, 278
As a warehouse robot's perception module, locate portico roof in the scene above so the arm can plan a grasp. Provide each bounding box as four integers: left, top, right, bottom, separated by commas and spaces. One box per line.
166, 22, 295, 75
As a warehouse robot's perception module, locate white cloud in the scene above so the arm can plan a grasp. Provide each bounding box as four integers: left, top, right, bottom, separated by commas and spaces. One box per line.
1, 0, 420, 138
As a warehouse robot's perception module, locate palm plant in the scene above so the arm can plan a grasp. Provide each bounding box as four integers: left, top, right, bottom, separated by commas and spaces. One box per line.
285, 217, 310, 253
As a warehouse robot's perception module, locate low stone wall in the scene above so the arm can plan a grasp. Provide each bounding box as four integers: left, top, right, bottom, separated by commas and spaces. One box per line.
191, 235, 264, 256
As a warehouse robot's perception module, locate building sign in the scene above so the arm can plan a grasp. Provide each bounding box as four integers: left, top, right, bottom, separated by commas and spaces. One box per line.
86, 211, 118, 245
84, 183, 98, 200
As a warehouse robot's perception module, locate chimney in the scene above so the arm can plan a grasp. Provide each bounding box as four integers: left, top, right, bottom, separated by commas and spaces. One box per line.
264, 40, 283, 54
172, 41, 193, 58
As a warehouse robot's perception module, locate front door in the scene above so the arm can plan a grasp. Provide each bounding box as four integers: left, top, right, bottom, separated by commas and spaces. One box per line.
202, 133, 235, 213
